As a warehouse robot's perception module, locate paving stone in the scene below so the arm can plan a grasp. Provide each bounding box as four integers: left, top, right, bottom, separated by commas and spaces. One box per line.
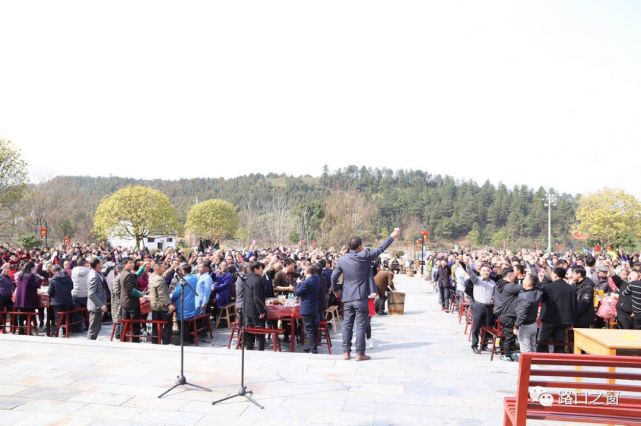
0, 396, 25, 410
15, 386, 79, 401
0, 274, 517, 424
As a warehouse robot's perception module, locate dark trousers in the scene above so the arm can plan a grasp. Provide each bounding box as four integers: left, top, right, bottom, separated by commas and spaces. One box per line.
72, 297, 88, 331
244, 316, 265, 350
438, 285, 451, 309
0, 297, 14, 331
175, 318, 193, 345
152, 310, 173, 344
51, 305, 73, 336
375, 293, 387, 314
366, 316, 371, 339
498, 314, 516, 356
471, 302, 493, 349
122, 308, 141, 343
15, 308, 36, 333
634, 314, 641, 330
342, 299, 368, 354
302, 313, 319, 351
537, 323, 568, 353
617, 310, 634, 329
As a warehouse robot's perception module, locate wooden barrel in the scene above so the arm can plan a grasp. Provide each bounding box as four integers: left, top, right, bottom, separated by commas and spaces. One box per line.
388, 292, 406, 315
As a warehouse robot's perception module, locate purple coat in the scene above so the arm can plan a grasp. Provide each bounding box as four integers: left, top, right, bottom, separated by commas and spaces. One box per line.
14, 272, 42, 309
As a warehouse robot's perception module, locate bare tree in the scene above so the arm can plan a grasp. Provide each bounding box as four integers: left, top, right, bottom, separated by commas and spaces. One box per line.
263, 192, 293, 245
320, 190, 377, 248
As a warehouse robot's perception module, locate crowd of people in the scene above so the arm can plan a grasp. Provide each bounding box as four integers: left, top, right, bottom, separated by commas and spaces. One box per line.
427, 248, 641, 361
0, 229, 402, 361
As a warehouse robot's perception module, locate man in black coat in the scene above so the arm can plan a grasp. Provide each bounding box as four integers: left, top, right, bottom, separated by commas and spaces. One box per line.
493, 268, 521, 361
434, 258, 452, 312
242, 262, 267, 351
537, 266, 576, 353
48, 265, 74, 336
572, 266, 595, 329
616, 276, 634, 329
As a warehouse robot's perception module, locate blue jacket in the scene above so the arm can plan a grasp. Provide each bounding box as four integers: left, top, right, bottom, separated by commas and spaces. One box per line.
296, 275, 320, 316
195, 273, 213, 312
171, 274, 197, 320
212, 271, 234, 308
331, 237, 394, 303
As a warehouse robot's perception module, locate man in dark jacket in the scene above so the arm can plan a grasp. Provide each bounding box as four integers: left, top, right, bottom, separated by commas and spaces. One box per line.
514, 274, 542, 353
621, 269, 641, 329
47, 265, 74, 336
537, 267, 576, 353
332, 228, 399, 361
296, 265, 321, 353
243, 262, 267, 350
493, 268, 521, 361
119, 258, 144, 343
434, 258, 452, 312
616, 275, 634, 329
572, 266, 595, 329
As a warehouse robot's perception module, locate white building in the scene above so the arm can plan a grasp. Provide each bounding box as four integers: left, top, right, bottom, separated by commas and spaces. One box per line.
108, 235, 177, 251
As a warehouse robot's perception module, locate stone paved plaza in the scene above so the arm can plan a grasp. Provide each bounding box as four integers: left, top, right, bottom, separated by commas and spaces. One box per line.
0, 274, 524, 425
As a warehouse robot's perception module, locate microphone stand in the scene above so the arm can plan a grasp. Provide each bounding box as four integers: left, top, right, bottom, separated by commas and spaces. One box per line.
212, 273, 263, 409
158, 273, 211, 398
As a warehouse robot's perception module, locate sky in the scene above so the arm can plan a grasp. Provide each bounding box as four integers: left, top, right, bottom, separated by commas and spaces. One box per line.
1, 1, 640, 197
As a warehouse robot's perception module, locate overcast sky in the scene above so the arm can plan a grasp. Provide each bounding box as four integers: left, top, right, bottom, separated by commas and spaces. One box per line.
1, 1, 640, 197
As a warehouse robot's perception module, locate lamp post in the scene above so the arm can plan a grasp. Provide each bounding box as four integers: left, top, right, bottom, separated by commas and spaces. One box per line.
544, 189, 557, 253
420, 230, 429, 275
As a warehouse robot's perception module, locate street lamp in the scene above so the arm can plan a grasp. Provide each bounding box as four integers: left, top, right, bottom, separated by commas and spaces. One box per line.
420, 230, 429, 275
544, 189, 557, 253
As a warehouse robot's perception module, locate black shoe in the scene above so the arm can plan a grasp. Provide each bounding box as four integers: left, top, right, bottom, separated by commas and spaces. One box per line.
472, 348, 482, 355
377, 311, 388, 316
311, 348, 318, 354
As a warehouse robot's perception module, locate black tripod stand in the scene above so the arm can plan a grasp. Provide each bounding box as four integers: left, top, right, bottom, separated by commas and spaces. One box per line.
212, 273, 264, 409
159, 273, 211, 398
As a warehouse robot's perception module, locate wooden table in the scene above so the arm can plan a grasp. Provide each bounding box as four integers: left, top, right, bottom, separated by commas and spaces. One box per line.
574, 328, 641, 384
267, 303, 301, 353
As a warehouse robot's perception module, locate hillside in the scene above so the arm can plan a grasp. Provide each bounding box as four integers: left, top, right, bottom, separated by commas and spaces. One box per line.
22, 166, 578, 248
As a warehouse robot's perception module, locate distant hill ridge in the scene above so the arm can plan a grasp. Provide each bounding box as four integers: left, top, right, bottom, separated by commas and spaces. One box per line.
29, 166, 577, 246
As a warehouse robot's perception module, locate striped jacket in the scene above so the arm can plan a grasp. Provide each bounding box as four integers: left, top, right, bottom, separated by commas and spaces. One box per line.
622, 280, 641, 314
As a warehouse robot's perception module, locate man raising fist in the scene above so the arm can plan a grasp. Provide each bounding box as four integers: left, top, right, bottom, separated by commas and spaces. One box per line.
331, 228, 400, 361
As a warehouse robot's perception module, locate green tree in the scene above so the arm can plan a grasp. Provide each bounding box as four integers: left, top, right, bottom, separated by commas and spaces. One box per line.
17, 233, 40, 250
93, 185, 180, 248
0, 139, 28, 208
186, 199, 239, 241
576, 188, 641, 247
59, 219, 77, 238
289, 230, 300, 243
491, 229, 509, 248
467, 229, 481, 248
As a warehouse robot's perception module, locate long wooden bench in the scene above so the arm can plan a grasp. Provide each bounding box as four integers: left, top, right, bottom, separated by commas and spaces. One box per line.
120, 318, 168, 344
3, 311, 39, 335
184, 313, 213, 346
54, 307, 89, 338
229, 323, 286, 352
503, 352, 641, 425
